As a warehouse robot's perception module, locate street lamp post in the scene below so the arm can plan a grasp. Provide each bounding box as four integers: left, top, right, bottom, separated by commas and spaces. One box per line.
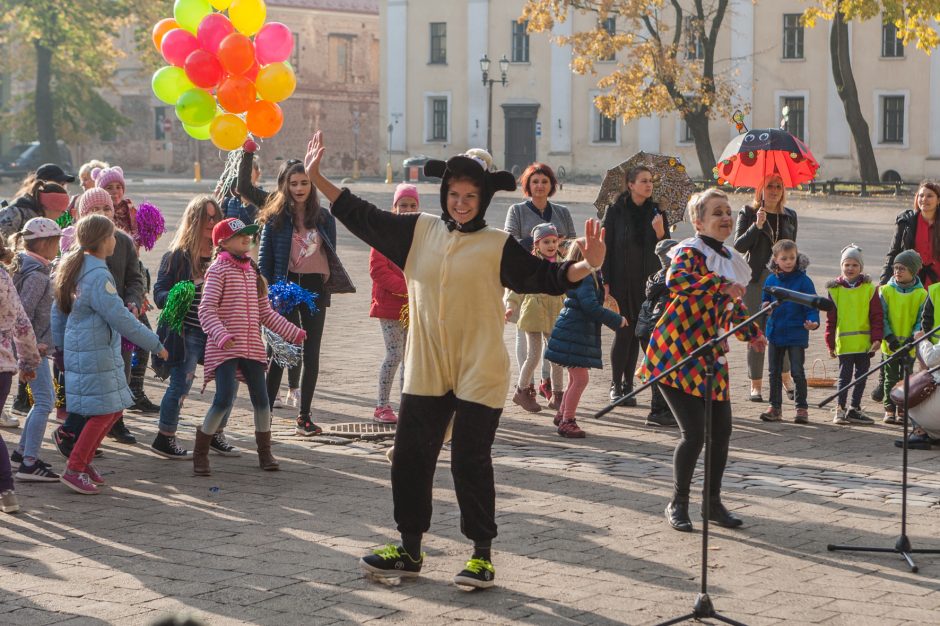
385, 122, 394, 184
480, 54, 509, 155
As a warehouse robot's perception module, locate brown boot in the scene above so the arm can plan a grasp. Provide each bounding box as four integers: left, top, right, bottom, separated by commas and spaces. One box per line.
548, 390, 564, 410
512, 385, 542, 412
255, 431, 280, 471
192, 429, 212, 476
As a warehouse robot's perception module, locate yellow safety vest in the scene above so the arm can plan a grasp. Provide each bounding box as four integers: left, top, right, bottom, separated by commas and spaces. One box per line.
928, 283, 940, 344
828, 282, 876, 355
881, 283, 927, 355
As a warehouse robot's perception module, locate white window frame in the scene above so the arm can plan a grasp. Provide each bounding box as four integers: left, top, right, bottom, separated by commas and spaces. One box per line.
873, 90, 909, 148
588, 92, 621, 146
424, 92, 451, 144
774, 90, 810, 146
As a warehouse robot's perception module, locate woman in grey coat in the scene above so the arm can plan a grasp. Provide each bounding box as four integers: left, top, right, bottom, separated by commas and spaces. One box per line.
503, 163, 576, 406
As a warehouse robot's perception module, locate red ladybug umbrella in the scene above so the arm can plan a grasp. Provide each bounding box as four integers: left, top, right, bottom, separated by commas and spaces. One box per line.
712, 128, 819, 188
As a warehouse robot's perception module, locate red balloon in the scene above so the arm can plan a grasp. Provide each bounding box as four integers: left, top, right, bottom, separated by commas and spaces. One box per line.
161, 29, 200, 67
244, 61, 260, 82
217, 75, 256, 114
246, 100, 284, 138
197, 13, 235, 54
184, 49, 224, 89
217, 33, 256, 75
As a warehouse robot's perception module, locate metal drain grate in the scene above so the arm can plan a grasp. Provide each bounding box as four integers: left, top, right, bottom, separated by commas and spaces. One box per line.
323, 422, 396, 440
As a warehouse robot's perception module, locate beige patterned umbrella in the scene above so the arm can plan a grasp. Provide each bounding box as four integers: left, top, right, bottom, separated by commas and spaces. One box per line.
594, 152, 695, 226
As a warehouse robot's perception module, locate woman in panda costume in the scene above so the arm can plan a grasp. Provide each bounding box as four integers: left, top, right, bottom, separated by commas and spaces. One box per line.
303, 131, 606, 588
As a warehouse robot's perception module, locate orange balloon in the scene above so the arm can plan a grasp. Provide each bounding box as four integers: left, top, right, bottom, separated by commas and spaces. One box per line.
217, 75, 256, 114
217, 33, 256, 76
246, 100, 283, 138
152, 18, 180, 51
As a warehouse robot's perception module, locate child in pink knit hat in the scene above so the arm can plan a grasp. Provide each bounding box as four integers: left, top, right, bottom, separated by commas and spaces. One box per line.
92, 166, 136, 240
61, 189, 114, 252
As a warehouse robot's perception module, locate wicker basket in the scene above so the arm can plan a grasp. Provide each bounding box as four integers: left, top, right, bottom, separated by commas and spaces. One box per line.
806, 359, 837, 388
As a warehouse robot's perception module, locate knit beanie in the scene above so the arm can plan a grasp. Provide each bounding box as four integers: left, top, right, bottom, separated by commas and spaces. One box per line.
78, 188, 114, 217
840, 244, 864, 269
894, 249, 923, 277
655, 238, 679, 269
531, 222, 558, 245
393, 183, 419, 208
92, 165, 125, 191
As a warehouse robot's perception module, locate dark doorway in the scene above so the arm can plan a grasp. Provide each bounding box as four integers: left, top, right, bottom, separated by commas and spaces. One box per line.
502, 103, 539, 176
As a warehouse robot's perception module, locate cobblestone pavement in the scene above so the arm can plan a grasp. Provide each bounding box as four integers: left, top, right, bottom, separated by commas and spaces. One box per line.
1, 180, 939, 625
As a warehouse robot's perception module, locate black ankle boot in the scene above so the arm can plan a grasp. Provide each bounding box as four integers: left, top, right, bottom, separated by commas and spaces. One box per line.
665, 500, 693, 532
703, 497, 743, 528
620, 383, 637, 407
609, 382, 623, 402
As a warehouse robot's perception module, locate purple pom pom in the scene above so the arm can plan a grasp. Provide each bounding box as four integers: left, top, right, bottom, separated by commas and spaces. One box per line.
121, 337, 138, 353
135, 202, 166, 251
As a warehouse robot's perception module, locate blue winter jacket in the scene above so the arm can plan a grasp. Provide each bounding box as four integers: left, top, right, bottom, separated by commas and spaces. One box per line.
545, 274, 622, 369
761, 255, 820, 348
52, 255, 163, 416
258, 209, 354, 306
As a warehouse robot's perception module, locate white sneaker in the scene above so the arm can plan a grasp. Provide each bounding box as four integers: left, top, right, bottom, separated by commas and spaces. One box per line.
0, 412, 20, 428
832, 407, 850, 425
272, 397, 284, 409
285, 388, 300, 408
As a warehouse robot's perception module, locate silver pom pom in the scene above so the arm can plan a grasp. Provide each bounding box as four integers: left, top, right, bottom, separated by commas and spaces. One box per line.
263, 327, 303, 368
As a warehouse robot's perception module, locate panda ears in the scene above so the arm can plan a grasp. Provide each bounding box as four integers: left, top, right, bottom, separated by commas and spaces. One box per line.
423, 157, 516, 193
489, 171, 516, 193
424, 159, 447, 179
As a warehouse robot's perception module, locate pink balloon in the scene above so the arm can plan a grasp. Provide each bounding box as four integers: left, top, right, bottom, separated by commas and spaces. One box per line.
184, 49, 224, 89
197, 13, 235, 54
254, 22, 294, 65
161, 29, 200, 67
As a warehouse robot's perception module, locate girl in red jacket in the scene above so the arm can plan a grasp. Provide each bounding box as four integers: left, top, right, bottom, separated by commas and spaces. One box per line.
370, 184, 420, 424
193, 218, 305, 477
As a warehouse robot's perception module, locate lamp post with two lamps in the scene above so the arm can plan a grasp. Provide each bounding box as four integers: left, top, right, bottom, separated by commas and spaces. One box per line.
480, 54, 509, 155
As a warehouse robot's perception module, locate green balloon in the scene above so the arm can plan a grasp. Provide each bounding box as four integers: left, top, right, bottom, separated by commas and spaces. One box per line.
174, 0, 212, 33
152, 66, 195, 105
183, 121, 212, 140
175, 88, 216, 127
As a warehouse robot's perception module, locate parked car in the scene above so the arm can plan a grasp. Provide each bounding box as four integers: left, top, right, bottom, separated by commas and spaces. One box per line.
0, 141, 74, 181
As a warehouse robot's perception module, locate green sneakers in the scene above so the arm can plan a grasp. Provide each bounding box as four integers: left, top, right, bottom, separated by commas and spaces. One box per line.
360, 544, 423, 579
453, 557, 496, 589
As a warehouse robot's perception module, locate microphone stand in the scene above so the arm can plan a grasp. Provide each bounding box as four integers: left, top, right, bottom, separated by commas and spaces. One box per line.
819, 325, 940, 573
598, 301, 779, 626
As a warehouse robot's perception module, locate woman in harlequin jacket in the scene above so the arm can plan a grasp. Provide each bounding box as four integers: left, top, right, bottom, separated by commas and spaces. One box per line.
640, 188, 766, 534
303, 131, 607, 590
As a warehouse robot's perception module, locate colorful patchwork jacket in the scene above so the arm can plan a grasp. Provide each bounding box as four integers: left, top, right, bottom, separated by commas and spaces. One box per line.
639, 245, 761, 401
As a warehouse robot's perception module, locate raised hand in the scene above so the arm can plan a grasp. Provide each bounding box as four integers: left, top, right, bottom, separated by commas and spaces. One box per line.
579, 218, 606, 269
651, 212, 665, 238
304, 130, 326, 179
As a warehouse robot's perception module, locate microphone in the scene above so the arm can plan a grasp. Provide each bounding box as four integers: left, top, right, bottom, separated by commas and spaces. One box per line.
763, 286, 834, 312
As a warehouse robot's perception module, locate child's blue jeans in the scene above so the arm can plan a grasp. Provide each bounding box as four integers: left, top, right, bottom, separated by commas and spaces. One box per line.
202, 358, 270, 435
18, 357, 54, 460
769, 344, 807, 409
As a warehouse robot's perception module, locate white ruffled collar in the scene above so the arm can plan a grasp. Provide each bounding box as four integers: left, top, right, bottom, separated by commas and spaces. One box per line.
668, 236, 752, 286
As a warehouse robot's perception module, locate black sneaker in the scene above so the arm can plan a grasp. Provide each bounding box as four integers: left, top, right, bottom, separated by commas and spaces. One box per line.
359, 544, 423, 579
210, 432, 241, 457
53, 428, 75, 458
150, 433, 189, 460
10, 449, 23, 464
645, 411, 677, 427
130, 395, 160, 414
107, 418, 137, 444
453, 557, 496, 589
295, 416, 322, 437
15, 459, 60, 482
10, 397, 30, 416
845, 408, 874, 425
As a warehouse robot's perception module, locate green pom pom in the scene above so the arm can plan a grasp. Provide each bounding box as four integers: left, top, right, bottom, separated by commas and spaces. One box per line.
56, 211, 73, 228
158, 281, 195, 334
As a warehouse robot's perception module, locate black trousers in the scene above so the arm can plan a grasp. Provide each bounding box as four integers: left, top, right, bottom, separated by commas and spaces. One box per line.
838, 352, 871, 409
392, 392, 501, 542
266, 273, 327, 416
660, 384, 733, 502
610, 326, 641, 389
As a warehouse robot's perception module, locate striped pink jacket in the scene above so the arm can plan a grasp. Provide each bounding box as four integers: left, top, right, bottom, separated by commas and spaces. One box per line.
198, 252, 303, 384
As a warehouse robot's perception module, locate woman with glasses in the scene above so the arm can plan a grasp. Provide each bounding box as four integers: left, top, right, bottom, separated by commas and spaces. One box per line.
733, 174, 798, 403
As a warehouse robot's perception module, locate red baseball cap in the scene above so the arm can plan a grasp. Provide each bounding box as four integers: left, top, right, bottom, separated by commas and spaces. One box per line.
212, 217, 259, 247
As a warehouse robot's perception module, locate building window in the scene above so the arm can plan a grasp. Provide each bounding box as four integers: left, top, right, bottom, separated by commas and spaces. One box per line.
781, 96, 805, 141
429, 22, 446, 64
154, 106, 169, 141
600, 17, 616, 61
511, 20, 529, 63
782, 14, 803, 59
328, 34, 353, 83
684, 16, 704, 60
882, 20, 904, 58
596, 111, 617, 143
430, 97, 448, 141
881, 95, 905, 143
679, 118, 694, 144
291, 32, 301, 69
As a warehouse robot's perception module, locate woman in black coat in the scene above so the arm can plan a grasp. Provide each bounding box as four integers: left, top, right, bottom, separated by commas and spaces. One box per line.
601, 166, 668, 403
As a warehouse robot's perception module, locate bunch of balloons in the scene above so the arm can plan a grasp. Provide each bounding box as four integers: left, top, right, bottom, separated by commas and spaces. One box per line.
150, 0, 297, 151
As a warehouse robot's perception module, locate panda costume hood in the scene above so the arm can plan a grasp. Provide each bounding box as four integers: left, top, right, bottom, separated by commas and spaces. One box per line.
424, 155, 517, 233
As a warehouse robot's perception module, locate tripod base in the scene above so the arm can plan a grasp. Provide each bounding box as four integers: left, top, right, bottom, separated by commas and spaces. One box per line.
656, 593, 748, 626
828, 535, 940, 574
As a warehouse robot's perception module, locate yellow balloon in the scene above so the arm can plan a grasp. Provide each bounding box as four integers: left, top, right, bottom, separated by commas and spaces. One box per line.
255, 62, 296, 103
229, 0, 266, 36
209, 0, 232, 8
209, 113, 248, 151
